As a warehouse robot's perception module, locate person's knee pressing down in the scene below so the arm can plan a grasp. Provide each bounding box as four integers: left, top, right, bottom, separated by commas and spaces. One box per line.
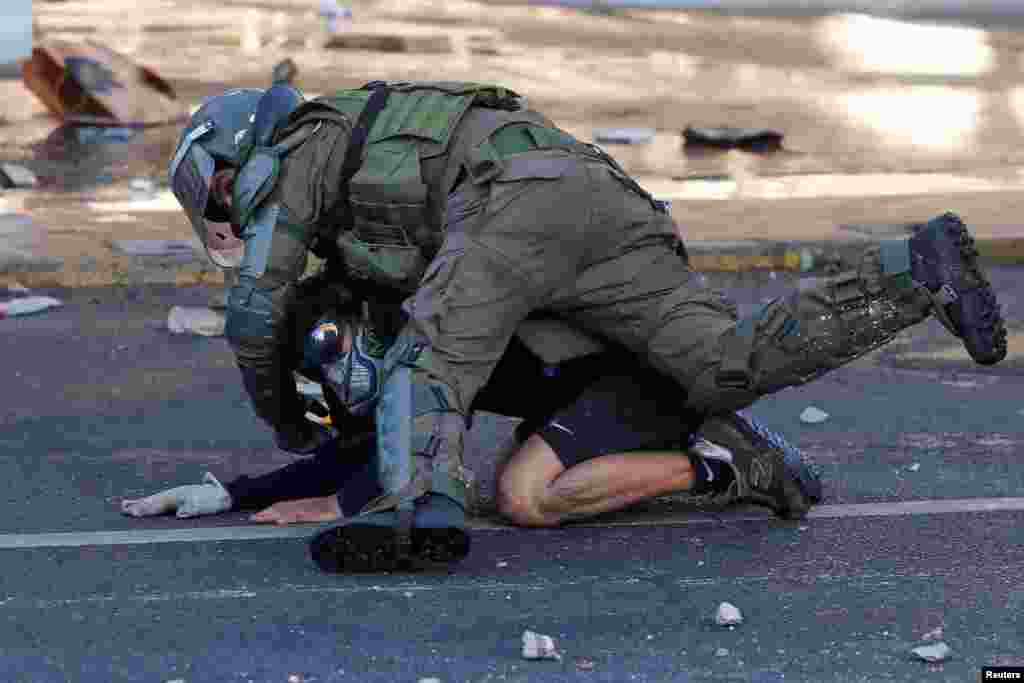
495, 435, 564, 528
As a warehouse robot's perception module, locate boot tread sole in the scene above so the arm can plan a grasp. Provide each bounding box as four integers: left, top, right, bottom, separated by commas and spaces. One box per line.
310, 523, 470, 573
945, 219, 1007, 365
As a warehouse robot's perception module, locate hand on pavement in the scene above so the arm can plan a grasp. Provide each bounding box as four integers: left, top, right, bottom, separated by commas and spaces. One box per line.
249, 495, 343, 525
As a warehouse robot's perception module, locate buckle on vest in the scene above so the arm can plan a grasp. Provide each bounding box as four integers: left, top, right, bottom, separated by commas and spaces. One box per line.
466, 138, 504, 185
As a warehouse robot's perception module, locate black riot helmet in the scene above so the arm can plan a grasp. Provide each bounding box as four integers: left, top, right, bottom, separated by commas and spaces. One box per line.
168, 85, 306, 267
167, 88, 264, 268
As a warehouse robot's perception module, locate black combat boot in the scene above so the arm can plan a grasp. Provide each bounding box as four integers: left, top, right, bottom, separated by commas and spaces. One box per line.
909, 213, 1007, 365
310, 494, 470, 573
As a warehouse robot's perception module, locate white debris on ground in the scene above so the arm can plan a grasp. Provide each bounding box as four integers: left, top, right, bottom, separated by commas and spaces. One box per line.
166, 306, 226, 337
574, 658, 595, 671
921, 626, 944, 641
418, 678, 442, 683
0, 163, 39, 189
911, 641, 952, 662
128, 177, 159, 201
0, 295, 62, 318
714, 602, 744, 627
800, 406, 830, 424
715, 647, 730, 657
522, 630, 562, 661
906, 462, 921, 472
319, 0, 353, 34
593, 127, 655, 145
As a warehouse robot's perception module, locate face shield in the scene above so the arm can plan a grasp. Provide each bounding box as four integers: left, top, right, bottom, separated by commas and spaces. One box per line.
304, 319, 386, 418
168, 120, 245, 269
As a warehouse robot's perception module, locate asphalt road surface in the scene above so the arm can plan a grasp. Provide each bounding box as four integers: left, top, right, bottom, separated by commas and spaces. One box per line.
0, 269, 1022, 683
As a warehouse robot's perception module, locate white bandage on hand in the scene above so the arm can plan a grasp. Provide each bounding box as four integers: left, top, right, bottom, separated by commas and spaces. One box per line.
120, 472, 234, 518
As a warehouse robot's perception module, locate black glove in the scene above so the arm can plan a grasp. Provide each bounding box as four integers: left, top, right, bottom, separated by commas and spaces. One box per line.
274, 417, 334, 455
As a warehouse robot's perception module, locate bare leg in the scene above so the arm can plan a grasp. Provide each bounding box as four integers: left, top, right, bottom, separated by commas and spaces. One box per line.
496, 434, 695, 527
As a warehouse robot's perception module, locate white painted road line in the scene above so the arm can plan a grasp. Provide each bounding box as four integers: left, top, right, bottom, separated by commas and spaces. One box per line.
0, 570, 953, 610
1, 497, 1024, 549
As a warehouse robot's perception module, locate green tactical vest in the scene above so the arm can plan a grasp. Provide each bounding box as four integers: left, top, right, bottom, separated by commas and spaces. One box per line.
285, 81, 567, 290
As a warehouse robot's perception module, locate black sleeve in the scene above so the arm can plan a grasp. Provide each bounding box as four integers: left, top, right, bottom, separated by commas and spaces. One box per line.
224, 432, 375, 510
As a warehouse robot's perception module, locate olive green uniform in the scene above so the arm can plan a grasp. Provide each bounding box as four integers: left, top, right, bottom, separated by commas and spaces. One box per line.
225, 82, 933, 518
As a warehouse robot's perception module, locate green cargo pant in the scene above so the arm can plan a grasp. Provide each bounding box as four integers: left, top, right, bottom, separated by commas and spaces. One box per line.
405, 148, 933, 428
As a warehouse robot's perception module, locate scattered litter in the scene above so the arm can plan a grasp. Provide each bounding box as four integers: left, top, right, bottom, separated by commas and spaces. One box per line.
522, 630, 561, 661
593, 127, 655, 145
319, 0, 354, 35
0, 296, 62, 319
921, 627, 943, 642
683, 126, 784, 152
769, 271, 778, 280
403, 591, 414, 598
418, 678, 442, 683
0, 163, 39, 189
715, 647, 730, 657
112, 239, 197, 260
906, 463, 921, 472
798, 525, 809, 532
714, 602, 743, 627
574, 657, 595, 671
497, 561, 508, 568
167, 306, 226, 337
911, 642, 952, 663
23, 39, 185, 125
165, 679, 185, 683
800, 406, 830, 424
128, 177, 158, 200
272, 58, 299, 85
288, 675, 302, 683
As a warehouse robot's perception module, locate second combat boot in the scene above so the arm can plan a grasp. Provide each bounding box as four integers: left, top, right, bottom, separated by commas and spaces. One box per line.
909, 212, 1007, 365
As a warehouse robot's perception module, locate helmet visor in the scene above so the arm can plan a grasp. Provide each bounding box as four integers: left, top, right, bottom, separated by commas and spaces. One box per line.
169, 123, 244, 268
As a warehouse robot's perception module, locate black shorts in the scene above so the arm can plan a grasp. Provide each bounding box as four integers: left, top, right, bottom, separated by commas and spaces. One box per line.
471, 336, 700, 469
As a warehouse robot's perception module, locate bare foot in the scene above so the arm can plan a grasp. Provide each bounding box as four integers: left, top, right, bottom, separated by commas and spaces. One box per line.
250, 495, 342, 525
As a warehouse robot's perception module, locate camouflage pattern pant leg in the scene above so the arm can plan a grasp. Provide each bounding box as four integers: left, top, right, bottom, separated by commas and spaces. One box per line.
376, 151, 599, 508
549, 161, 935, 415
390, 149, 937, 510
